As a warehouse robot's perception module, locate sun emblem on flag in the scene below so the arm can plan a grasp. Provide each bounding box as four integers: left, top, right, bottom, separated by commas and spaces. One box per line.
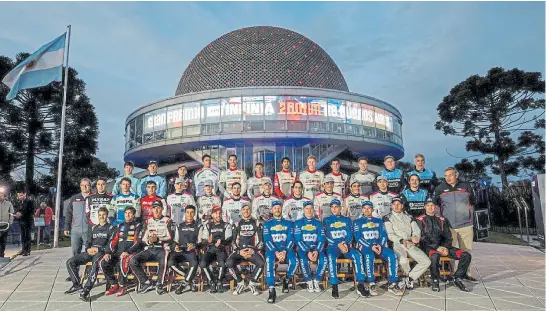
25, 60, 36, 69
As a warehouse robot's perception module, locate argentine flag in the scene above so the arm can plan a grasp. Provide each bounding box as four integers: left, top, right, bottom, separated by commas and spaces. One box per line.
2, 33, 66, 100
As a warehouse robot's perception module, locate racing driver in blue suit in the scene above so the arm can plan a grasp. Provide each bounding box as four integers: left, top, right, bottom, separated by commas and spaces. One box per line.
294, 200, 327, 293
323, 198, 368, 299
354, 201, 404, 296
263, 200, 297, 304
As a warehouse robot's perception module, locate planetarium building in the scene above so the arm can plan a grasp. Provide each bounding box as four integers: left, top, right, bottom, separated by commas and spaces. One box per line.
124, 26, 404, 176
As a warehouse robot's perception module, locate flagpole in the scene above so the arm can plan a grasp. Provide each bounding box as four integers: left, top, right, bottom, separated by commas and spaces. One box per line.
53, 25, 71, 248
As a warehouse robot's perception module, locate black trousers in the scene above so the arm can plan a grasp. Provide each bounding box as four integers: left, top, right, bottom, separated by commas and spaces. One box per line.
200, 249, 227, 282
226, 251, 265, 283
66, 252, 104, 291
129, 247, 170, 285
0, 231, 8, 257
167, 251, 199, 284
20, 223, 32, 254
101, 253, 136, 286
429, 247, 472, 280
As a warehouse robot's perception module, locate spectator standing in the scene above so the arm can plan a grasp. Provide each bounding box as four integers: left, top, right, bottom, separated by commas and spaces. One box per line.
35, 202, 54, 245
0, 188, 14, 257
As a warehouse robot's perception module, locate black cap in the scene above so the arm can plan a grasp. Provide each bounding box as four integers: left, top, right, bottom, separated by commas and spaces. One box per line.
425, 197, 435, 205
148, 160, 158, 165
391, 196, 403, 204
152, 200, 163, 208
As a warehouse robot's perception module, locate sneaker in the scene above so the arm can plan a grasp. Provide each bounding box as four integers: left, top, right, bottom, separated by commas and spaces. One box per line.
248, 281, 260, 296
405, 277, 414, 290
79, 290, 90, 302
464, 275, 479, 284
137, 281, 154, 294
65, 276, 72, 282
105, 284, 119, 296
306, 281, 314, 293
388, 283, 404, 296
282, 277, 289, 293
115, 287, 127, 297
312, 280, 321, 293
156, 284, 166, 295
175, 281, 187, 295
331, 284, 339, 299
267, 287, 276, 304
233, 282, 245, 295
369, 283, 378, 296
357, 283, 370, 298
432, 279, 440, 292
217, 281, 224, 293
454, 278, 470, 292
210, 281, 217, 293
64, 284, 82, 294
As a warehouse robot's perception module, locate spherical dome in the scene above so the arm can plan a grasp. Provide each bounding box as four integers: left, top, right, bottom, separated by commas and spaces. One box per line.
175, 26, 349, 95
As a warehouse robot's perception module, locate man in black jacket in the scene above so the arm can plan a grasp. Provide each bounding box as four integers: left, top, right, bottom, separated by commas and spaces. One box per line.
65, 207, 116, 301
14, 190, 35, 256
415, 199, 471, 292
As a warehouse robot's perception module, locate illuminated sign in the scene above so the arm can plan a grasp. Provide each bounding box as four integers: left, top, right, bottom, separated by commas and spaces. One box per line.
144, 96, 394, 132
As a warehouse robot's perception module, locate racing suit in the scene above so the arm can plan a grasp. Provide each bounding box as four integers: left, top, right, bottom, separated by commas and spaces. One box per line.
415, 214, 471, 280
110, 193, 141, 225
166, 192, 196, 224
298, 169, 324, 200
101, 221, 144, 287
314, 191, 343, 221
86, 192, 113, 225
349, 170, 377, 197
196, 194, 222, 223
326, 172, 349, 196
222, 196, 251, 226
168, 220, 200, 286
247, 175, 273, 201
369, 191, 398, 219
193, 167, 220, 197
407, 168, 439, 193
200, 219, 233, 284
294, 217, 326, 281
400, 188, 429, 218
139, 174, 167, 198
342, 193, 368, 222
263, 217, 297, 286
323, 214, 365, 285
282, 195, 311, 221
274, 169, 297, 200
129, 216, 175, 287
354, 216, 398, 284
64, 193, 91, 256
139, 194, 167, 223
226, 217, 265, 283
384, 212, 430, 280
112, 174, 140, 196
169, 176, 194, 196
377, 168, 406, 194
219, 168, 248, 199
66, 222, 116, 290
252, 193, 281, 222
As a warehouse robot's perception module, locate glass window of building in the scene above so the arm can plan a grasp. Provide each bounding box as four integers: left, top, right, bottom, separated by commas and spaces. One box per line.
221, 97, 243, 132
201, 99, 221, 134
308, 97, 328, 133
243, 96, 265, 131
135, 115, 143, 146
327, 99, 346, 134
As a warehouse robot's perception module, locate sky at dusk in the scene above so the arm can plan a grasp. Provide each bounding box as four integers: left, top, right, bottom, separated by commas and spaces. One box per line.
0, 2, 544, 184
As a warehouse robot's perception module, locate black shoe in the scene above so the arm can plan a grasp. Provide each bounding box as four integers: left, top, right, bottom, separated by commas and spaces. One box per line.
65, 276, 72, 282
65, 284, 82, 294
432, 279, 440, 292
156, 285, 166, 295
331, 284, 339, 299
175, 281, 187, 295
464, 275, 479, 284
267, 288, 276, 304
282, 277, 289, 293
357, 283, 370, 298
454, 278, 470, 292
210, 281, 217, 293
79, 291, 90, 302
22, 252, 29, 257
191, 281, 198, 292
216, 281, 224, 293
137, 281, 154, 294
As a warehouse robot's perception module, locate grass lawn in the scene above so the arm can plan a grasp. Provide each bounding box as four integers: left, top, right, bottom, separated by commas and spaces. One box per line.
484, 231, 529, 246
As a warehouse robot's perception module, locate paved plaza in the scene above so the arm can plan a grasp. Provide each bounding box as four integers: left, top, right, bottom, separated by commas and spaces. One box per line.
0, 242, 543, 311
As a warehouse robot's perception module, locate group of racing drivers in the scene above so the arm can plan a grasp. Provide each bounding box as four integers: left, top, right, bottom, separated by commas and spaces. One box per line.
63, 153, 477, 303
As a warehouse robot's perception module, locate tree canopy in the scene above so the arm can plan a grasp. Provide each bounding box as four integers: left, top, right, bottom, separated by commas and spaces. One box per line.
435, 67, 545, 187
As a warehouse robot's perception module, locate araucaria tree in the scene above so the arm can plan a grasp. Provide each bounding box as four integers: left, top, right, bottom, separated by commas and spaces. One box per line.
435, 67, 545, 187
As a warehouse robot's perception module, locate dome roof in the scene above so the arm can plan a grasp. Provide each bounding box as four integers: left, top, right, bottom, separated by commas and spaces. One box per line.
176, 26, 349, 95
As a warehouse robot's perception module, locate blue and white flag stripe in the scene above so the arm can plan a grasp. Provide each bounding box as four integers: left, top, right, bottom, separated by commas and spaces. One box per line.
2, 32, 66, 100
